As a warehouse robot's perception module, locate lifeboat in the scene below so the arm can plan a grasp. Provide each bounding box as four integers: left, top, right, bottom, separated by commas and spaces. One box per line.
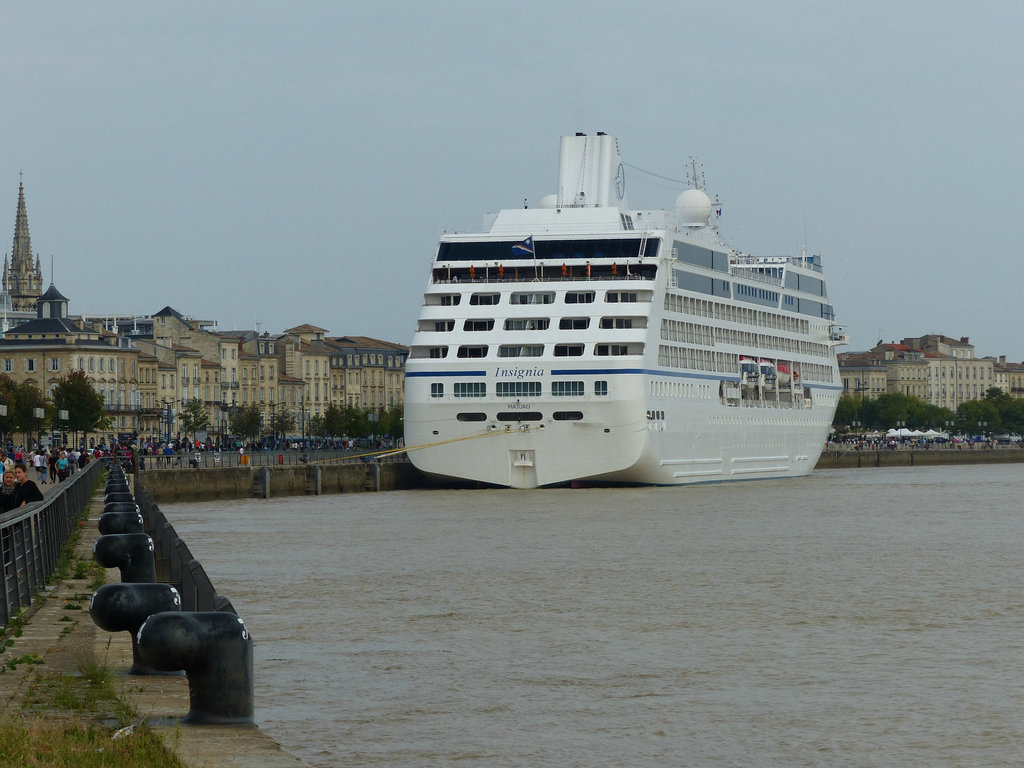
776, 362, 792, 386
759, 359, 777, 385
740, 356, 759, 387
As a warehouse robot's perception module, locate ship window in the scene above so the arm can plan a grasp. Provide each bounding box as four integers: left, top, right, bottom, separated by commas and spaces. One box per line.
464, 319, 495, 331
553, 411, 584, 421
565, 291, 595, 304
438, 238, 657, 263
595, 381, 608, 396
456, 412, 487, 422
605, 291, 638, 303
416, 319, 454, 332
470, 293, 500, 305
511, 292, 555, 305
409, 346, 449, 359
552, 381, 584, 397
496, 381, 542, 397
430, 383, 444, 398
600, 317, 634, 329
457, 345, 488, 358
498, 345, 544, 358
554, 344, 584, 357
454, 382, 487, 397
497, 411, 543, 421
595, 344, 631, 356
425, 294, 460, 306
504, 318, 549, 331
559, 317, 590, 330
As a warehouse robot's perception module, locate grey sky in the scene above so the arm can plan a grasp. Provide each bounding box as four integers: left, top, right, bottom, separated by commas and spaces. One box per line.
3, 2, 1022, 357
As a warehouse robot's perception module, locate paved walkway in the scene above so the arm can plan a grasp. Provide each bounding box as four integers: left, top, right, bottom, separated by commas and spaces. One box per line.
0, 489, 307, 767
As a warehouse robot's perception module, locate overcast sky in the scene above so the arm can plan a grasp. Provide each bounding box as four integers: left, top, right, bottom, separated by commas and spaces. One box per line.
3, 2, 1022, 358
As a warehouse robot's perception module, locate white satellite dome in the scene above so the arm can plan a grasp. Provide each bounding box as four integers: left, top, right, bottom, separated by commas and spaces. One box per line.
539, 193, 558, 209
675, 188, 712, 226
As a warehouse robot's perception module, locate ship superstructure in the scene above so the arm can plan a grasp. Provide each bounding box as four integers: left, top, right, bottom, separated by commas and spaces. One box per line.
404, 133, 843, 488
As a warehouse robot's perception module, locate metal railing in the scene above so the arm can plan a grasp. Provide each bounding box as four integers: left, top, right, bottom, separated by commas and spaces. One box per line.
138, 448, 409, 470
0, 460, 102, 628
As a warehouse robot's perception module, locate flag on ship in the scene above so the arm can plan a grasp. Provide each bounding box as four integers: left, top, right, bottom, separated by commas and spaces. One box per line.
512, 236, 535, 257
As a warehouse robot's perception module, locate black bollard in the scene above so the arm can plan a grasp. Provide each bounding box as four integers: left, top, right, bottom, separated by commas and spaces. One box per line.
93, 533, 156, 583
102, 501, 140, 516
137, 611, 255, 724
105, 482, 131, 494
89, 583, 183, 675
105, 491, 135, 504
98, 511, 146, 535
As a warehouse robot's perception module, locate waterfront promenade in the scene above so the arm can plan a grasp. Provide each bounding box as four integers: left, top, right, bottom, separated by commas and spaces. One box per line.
0, 480, 307, 767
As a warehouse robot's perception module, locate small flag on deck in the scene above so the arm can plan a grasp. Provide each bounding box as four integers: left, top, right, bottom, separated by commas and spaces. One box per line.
512, 236, 535, 257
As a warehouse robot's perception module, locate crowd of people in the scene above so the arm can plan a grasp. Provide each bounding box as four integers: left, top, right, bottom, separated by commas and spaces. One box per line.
0, 445, 88, 512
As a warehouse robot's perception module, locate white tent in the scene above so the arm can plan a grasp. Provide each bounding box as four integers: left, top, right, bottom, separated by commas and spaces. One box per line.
886, 428, 925, 438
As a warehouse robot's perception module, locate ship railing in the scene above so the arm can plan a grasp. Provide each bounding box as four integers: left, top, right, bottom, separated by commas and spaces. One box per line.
431, 272, 653, 285
729, 266, 784, 287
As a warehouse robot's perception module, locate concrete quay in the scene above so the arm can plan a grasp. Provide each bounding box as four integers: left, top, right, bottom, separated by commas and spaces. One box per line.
130, 445, 1024, 503
816, 444, 1024, 469
0, 494, 307, 767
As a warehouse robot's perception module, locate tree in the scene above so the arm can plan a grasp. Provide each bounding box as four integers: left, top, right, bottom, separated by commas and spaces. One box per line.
50, 369, 111, 446
229, 404, 262, 443
5, 380, 47, 447
955, 398, 1000, 436
378, 405, 404, 439
341, 405, 369, 438
269, 403, 294, 440
179, 398, 210, 441
833, 395, 861, 431
321, 403, 344, 437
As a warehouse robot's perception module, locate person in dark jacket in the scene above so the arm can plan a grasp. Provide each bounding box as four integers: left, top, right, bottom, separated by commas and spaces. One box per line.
13, 464, 44, 507
0, 471, 18, 512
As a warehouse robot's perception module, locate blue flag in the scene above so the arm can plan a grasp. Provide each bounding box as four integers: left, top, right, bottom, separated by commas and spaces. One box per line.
512, 236, 535, 257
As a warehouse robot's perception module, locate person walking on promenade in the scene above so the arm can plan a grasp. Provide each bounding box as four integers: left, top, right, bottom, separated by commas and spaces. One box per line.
32, 450, 46, 484
56, 451, 69, 482
12, 463, 44, 507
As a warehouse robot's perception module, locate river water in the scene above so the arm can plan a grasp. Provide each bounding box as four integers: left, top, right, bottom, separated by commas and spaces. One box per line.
164, 465, 1024, 767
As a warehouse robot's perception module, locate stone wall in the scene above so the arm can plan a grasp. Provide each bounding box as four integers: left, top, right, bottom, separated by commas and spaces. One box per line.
816, 448, 1024, 469
138, 462, 425, 503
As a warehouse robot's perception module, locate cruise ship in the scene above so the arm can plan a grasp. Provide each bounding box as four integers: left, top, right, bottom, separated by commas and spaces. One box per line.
404, 133, 844, 488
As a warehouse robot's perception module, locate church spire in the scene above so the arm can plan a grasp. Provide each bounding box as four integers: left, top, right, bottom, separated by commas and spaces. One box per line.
5, 179, 43, 311
10, 181, 32, 276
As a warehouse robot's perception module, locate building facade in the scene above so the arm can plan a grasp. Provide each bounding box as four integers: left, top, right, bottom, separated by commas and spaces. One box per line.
840, 334, 999, 411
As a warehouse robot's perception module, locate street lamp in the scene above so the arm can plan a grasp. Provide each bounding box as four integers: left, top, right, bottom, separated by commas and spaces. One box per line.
58, 409, 68, 448
33, 406, 45, 450
220, 404, 230, 449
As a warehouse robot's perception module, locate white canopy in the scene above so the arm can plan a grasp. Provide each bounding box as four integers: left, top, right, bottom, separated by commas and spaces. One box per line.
886, 428, 926, 438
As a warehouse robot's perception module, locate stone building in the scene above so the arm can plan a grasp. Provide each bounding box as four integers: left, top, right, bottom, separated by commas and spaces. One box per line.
0, 284, 153, 446
839, 334, 996, 411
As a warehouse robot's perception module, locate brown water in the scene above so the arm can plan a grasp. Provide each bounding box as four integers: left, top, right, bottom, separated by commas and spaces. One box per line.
165, 465, 1024, 767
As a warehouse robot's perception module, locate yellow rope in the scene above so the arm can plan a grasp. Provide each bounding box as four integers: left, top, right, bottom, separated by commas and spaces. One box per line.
307, 429, 507, 466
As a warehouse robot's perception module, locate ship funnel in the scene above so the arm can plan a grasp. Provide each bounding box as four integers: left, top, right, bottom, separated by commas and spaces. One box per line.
557, 133, 628, 210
